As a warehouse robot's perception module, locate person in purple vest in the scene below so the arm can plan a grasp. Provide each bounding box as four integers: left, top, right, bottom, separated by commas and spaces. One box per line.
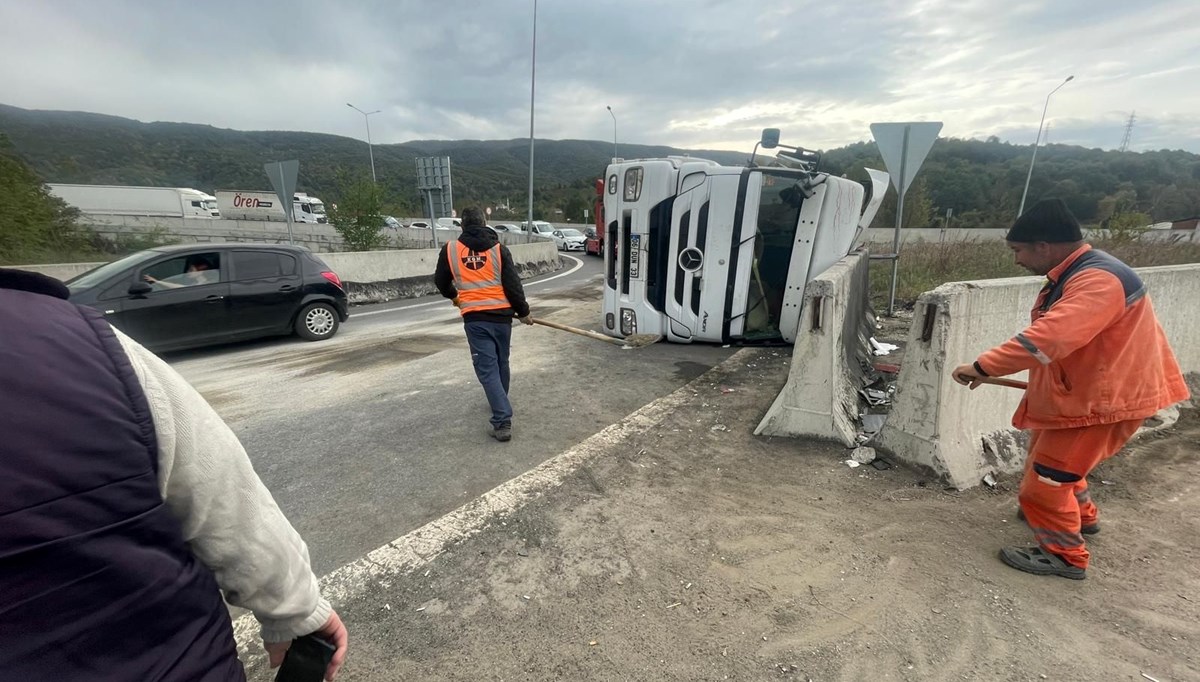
0, 268, 347, 680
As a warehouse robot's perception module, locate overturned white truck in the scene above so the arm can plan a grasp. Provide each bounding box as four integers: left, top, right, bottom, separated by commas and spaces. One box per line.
600, 129, 886, 344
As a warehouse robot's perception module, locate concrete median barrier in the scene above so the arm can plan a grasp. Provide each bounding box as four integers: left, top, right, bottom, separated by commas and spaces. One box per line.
13, 242, 563, 305
876, 263, 1200, 490
755, 250, 873, 445
325, 241, 563, 304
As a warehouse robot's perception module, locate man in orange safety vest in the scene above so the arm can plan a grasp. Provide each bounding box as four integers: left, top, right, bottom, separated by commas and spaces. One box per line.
435, 207, 533, 442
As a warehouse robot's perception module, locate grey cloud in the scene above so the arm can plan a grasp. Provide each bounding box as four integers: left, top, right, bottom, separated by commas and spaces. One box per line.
0, 0, 1196, 153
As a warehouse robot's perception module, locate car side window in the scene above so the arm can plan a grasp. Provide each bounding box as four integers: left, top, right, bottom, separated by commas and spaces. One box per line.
141, 253, 222, 291
279, 254, 297, 276
232, 251, 285, 280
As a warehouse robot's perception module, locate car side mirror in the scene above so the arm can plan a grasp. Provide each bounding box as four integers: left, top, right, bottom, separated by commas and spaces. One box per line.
129, 281, 152, 296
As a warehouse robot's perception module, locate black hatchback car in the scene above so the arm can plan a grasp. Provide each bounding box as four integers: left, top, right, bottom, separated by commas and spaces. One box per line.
67, 244, 349, 351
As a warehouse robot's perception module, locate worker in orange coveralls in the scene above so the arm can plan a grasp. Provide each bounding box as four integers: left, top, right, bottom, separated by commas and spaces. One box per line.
951, 198, 1189, 580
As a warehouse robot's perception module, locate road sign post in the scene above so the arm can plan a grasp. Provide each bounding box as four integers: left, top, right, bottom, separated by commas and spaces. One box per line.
265, 159, 299, 245
869, 122, 942, 315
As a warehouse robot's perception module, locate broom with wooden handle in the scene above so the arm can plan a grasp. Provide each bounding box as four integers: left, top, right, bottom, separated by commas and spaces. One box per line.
530, 317, 661, 349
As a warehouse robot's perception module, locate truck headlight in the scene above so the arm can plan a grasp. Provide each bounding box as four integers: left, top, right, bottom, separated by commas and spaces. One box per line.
620, 308, 637, 335
623, 167, 643, 202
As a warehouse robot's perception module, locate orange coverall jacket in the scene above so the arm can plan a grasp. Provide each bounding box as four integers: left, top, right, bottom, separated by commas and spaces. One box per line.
975, 244, 1189, 430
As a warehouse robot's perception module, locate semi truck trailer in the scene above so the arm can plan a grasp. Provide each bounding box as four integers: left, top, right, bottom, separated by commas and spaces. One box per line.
47, 184, 220, 219
215, 190, 328, 224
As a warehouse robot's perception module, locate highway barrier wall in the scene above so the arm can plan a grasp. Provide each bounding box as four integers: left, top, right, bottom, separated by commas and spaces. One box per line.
14, 241, 564, 305
75, 215, 565, 253
325, 241, 562, 304
78, 215, 345, 252
860, 226, 1200, 244
875, 263, 1200, 490
755, 250, 873, 445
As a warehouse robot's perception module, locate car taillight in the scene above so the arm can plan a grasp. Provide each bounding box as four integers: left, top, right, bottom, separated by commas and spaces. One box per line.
321, 271, 343, 289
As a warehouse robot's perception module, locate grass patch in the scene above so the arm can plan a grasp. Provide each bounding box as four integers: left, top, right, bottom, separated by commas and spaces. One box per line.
1, 227, 178, 267
871, 236, 1200, 309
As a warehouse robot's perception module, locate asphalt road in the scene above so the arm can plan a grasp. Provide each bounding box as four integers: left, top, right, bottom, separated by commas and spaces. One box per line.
165, 254, 735, 575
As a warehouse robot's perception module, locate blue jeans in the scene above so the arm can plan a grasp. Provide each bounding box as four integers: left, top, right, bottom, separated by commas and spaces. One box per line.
464, 320, 513, 427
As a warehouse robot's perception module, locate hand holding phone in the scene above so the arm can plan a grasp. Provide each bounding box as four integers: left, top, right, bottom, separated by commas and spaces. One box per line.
274, 634, 337, 682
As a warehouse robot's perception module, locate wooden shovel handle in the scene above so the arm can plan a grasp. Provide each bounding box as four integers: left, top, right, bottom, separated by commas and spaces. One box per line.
530, 317, 626, 346
960, 375, 1028, 390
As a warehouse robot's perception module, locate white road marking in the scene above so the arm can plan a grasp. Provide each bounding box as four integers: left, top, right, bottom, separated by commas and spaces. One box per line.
348, 255, 587, 319
232, 347, 753, 658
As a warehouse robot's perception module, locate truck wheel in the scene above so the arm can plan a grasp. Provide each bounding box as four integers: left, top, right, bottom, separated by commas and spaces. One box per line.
295, 302, 340, 341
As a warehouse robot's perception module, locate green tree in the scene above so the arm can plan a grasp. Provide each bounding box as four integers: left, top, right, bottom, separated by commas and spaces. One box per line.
1104, 211, 1151, 243
0, 133, 85, 263
326, 171, 388, 252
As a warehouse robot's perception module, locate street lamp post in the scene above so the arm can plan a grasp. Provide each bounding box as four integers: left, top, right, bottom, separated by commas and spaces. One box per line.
526, 0, 538, 244
606, 105, 617, 158
346, 102, 381, 182
1017, 75, 1073, 218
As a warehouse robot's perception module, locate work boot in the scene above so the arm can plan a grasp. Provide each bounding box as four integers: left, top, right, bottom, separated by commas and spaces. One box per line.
1016, 507, 1099, 535
999, 546, 1086, 580
490, 422, 512, 442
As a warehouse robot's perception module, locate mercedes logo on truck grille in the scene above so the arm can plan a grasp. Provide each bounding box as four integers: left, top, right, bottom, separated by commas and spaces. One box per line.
678, 247, 704, 272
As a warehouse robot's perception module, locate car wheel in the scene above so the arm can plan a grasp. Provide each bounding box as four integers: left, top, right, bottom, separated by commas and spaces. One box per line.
295, 302, 340, 341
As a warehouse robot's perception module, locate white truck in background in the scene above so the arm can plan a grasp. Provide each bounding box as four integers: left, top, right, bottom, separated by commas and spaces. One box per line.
600, 128, 888, 344
47, 184, 221, 219
215, 190, 328, 224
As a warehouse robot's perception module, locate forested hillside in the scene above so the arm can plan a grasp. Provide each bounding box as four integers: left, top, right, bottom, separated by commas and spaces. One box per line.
3, 103, 1198, 229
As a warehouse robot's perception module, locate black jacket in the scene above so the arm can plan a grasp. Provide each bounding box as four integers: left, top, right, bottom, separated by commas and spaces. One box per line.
434, 226, 530, 323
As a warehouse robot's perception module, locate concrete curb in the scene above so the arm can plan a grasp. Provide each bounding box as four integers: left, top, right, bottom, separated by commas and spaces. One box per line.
232, 347, 758, 657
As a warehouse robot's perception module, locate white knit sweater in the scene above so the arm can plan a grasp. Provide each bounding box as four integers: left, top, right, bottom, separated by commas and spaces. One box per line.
115, 329, 331, 644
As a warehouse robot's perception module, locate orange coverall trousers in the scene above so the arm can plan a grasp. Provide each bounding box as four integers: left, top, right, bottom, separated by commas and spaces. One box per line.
1019, 419, 1143, 569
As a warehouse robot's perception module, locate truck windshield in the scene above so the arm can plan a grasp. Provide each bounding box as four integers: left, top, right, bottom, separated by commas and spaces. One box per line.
310, 202, 326, 215
202, 200, 218, 211
744, 172, 806, 338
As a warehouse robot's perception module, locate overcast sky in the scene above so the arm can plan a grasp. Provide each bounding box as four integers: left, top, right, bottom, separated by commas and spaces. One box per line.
1, 0, 1197, 153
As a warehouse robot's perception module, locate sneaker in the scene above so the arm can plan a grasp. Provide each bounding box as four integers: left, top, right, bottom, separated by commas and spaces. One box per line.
1016, 507, 1099, 535
490, 423, 512, 442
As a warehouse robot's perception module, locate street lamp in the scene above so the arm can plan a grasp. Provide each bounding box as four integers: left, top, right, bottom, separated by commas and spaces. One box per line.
606, 105, 617, 158
526, 0, 538, 243
346, 102, 381, 182
1017, 75, 1073, 217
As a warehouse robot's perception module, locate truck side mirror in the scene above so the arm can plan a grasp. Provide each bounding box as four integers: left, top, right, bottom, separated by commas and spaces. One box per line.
760, 128, 780, 149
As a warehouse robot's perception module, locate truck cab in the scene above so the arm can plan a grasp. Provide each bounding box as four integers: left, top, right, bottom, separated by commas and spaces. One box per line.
600, 133, 885, 344
293, 193, 327, 224
181, 189, 221, 218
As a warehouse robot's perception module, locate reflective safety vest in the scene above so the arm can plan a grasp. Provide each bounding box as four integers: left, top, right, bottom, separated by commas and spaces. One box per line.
447, 240, 510, 315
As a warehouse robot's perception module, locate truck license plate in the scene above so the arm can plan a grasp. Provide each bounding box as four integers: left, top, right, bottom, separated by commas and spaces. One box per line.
628, 234, 641, 278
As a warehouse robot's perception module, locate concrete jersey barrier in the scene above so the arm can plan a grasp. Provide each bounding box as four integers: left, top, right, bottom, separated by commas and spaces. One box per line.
321, 241, 561, 304
755, 250, 873, 445
876, 262, 1200, 490
13, 241, 563, 306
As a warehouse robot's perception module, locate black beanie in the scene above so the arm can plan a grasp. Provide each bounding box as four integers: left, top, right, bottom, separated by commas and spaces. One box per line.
1006, 198, 1083, 243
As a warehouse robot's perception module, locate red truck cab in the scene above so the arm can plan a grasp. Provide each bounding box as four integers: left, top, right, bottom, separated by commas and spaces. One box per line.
584, 177, 604, 256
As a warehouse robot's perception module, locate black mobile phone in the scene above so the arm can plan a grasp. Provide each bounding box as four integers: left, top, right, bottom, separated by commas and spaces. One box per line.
275, 633, 337, 682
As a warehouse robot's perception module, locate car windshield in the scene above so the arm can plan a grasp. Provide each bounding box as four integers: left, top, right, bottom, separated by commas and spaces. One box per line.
560, 229, 584, 237
65, 250, 159, 292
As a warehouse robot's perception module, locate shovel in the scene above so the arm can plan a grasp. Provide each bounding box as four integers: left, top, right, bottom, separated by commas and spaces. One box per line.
955, 374, 1028, 390
530, 317, 661, 349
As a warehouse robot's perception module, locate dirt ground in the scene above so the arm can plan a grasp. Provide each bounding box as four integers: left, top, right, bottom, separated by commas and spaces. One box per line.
242, 347, 1199, 681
